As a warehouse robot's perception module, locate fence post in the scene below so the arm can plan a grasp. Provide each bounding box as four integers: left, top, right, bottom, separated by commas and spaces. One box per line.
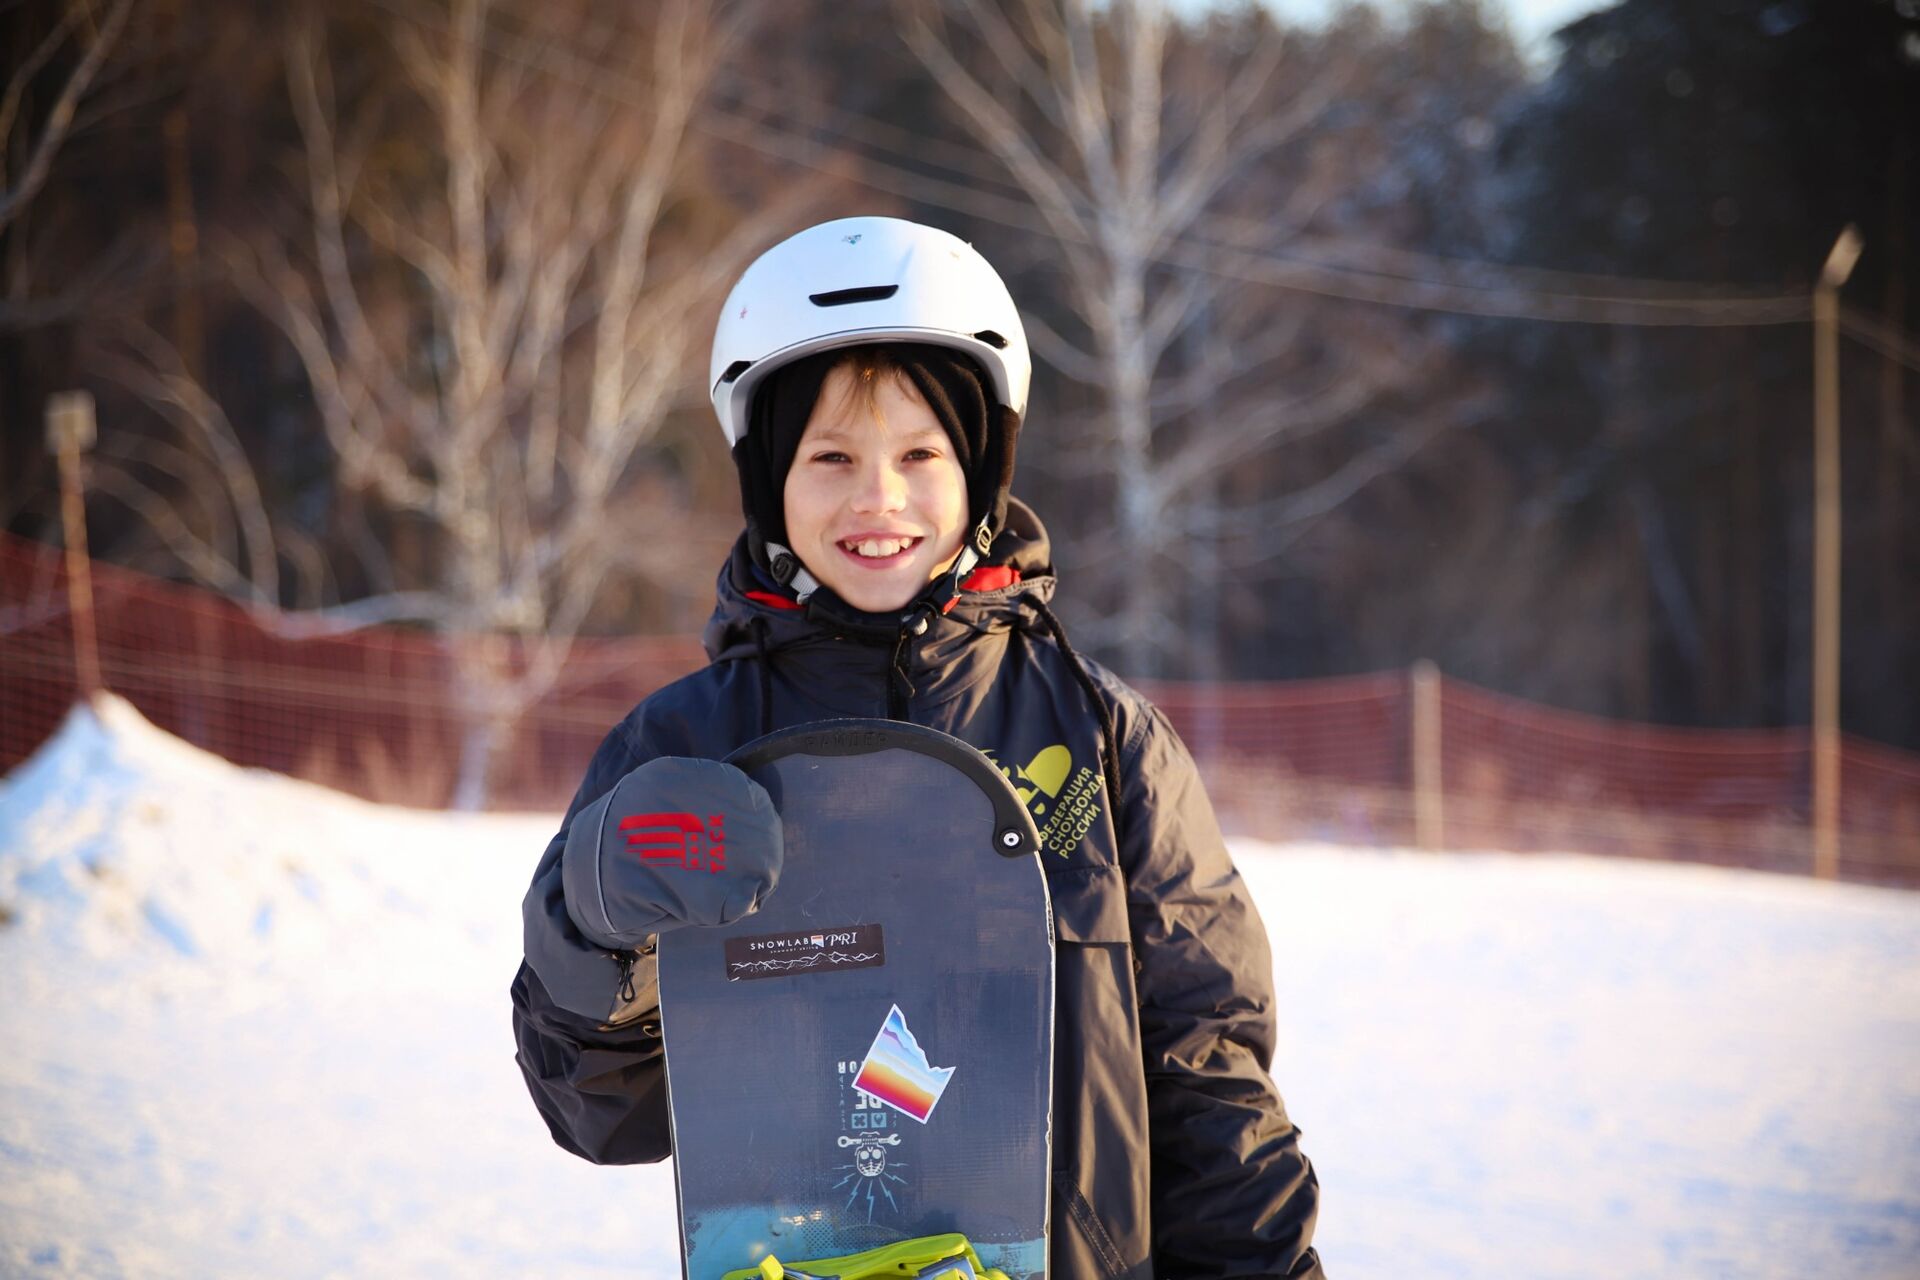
1411, 659, 1443, 850
46, 391, 103, 699
1811, 227, 1860, 881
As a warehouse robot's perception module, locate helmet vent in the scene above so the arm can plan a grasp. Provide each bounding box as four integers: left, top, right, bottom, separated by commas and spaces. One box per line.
809, 285, 899, 307
719, 360, 753, 384
973, 330, 1008, 349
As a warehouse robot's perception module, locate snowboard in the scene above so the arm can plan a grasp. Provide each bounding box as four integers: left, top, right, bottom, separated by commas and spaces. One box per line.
657, 719, 1054, 1279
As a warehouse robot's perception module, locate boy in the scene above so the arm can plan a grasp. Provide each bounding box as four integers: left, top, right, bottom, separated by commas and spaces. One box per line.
513, 216, 1324, 1279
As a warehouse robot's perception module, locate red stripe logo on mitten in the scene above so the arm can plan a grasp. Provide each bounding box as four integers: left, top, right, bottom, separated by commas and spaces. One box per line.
618, 813, 728, 874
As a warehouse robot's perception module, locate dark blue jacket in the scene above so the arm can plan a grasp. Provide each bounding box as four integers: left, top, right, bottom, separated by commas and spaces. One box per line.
512, 501, 1323, 1279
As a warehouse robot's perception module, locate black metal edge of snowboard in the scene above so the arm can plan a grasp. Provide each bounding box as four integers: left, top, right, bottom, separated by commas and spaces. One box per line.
724, 719, 1041, 859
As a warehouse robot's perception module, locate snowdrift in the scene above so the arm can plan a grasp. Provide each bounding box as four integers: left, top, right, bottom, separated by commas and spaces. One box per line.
2, 698, 1916, 1278
0, 695, 535, 1007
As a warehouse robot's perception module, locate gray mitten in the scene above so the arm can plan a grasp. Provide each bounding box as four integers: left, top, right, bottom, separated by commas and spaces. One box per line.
560, 755, 783, 950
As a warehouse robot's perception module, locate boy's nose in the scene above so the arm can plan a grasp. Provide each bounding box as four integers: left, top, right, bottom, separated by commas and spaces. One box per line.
851, 463, 908, 512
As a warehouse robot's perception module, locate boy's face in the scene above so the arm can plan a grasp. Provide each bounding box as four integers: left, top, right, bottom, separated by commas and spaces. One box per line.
782, 365, 969, 613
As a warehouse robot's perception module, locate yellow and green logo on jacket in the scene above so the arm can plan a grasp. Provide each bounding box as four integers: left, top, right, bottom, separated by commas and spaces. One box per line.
985, 743, 1104, 860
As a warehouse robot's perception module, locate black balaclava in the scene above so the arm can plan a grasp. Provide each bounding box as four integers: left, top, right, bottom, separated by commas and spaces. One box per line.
732, 343, 1022, 593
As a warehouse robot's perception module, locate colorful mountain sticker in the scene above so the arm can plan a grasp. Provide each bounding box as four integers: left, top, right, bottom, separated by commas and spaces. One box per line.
852, 1004, 954, 1125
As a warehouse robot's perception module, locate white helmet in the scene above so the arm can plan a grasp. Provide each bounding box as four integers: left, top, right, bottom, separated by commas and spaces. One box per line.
709, 216, 1031, 447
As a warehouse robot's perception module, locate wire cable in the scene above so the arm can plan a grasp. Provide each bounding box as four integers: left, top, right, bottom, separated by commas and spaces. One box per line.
354, 0, 1903, 336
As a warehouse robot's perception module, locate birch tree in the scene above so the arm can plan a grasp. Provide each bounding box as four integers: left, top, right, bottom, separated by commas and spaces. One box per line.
106, 0, 807, 806
902, 0, 1412, 676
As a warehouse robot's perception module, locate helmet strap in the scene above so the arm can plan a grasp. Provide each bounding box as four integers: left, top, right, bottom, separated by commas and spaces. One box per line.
761, 539, 822, 603
924, 518, 993, 616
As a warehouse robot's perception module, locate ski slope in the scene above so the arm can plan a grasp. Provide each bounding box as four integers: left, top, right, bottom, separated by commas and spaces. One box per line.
2, 698, 1916, 1278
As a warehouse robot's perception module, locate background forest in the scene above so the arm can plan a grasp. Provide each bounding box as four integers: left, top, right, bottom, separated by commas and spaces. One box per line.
3, 0, 1916, 756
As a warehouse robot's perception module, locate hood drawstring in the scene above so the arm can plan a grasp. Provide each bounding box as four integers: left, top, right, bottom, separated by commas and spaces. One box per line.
887, 605, 934, 721
1028, 597, 1123, 815
749, 617, 774, 737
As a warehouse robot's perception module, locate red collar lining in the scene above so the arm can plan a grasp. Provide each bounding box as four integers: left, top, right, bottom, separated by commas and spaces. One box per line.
746, 567, 1020, 614
960, 565, 1021, 593
745, 589, 802, 612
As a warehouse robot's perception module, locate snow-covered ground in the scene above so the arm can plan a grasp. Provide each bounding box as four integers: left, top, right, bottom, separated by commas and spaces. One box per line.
2, 698, 1916, 1279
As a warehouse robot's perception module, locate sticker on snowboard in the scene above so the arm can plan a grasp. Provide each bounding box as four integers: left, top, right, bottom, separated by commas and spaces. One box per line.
852, 1004, 954, 1125
723, 924, 886, 981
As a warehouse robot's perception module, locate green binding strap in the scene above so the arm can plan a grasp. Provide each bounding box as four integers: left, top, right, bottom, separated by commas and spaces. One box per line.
720, 1232, 1011, 1280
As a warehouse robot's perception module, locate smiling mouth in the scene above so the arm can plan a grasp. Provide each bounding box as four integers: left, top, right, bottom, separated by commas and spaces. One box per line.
839, 536, 922, 561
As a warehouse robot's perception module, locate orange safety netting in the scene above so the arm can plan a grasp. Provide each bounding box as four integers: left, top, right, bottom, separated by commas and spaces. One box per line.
0, 533, 701, 813
4, 533, 1916, 883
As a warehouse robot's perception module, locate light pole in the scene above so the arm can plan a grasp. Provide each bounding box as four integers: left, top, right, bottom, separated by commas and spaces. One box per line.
1812, 225, 1862, 881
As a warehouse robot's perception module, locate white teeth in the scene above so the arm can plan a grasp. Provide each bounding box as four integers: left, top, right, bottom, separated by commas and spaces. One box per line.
849, 538, 912, 558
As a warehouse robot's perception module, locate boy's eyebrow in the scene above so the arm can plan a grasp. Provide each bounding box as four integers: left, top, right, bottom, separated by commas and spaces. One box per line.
803, 416, 949, 445
894, 421, 950, 444
801, 420, 866, 447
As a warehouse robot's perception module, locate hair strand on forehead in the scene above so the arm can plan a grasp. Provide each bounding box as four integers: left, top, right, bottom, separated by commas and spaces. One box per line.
824, 347, 927, 427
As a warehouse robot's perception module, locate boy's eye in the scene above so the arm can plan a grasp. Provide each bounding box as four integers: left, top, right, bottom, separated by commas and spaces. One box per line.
904, 447, 940, 462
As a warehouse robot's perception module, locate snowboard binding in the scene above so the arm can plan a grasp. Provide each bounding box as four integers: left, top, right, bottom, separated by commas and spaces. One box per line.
723, 1231, 1012, 1280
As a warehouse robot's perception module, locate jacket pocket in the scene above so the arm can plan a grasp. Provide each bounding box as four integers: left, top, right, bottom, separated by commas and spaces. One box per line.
1052, 1171, 1138, 1280
1045, 863, 1131, 944
1044, 862, 1153, 1278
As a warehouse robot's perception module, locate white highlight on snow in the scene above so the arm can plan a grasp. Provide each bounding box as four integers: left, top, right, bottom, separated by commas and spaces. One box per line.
2, 697, 1916, 1277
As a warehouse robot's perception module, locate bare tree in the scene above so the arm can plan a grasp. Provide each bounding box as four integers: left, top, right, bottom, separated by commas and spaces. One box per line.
901, 0, 1419, 676
0, 0, 144, 331
104, 0, 810, 807
0, 0, 134, 233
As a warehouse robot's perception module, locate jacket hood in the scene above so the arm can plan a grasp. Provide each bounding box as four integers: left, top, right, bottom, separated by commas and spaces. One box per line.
702, 496, 1059, 669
